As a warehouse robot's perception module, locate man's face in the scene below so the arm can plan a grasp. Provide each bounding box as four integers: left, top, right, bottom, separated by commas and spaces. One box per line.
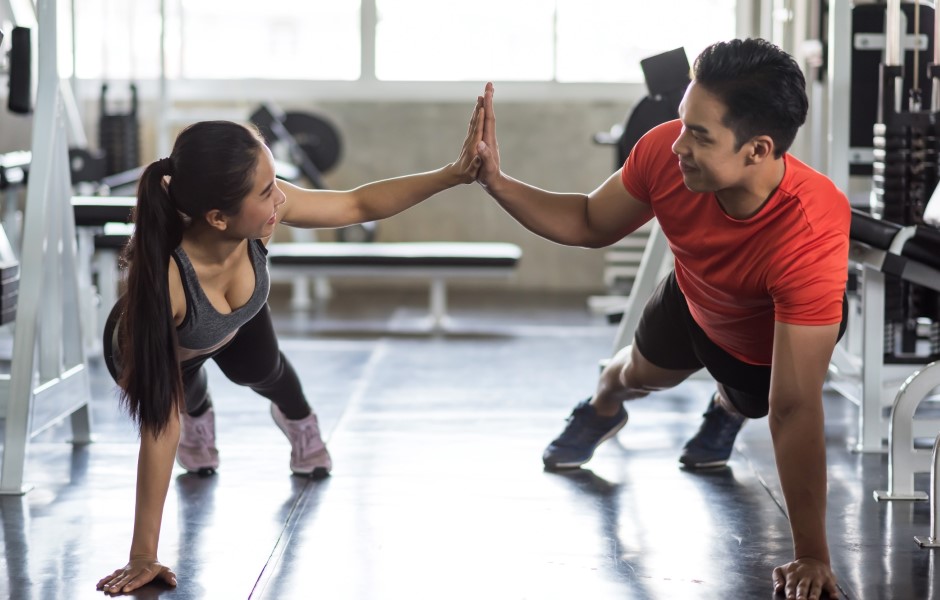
671, 80, 753, 194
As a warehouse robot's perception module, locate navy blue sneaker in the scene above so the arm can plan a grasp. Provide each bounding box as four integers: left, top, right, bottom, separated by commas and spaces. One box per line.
542, 399, 629, 470
679, 393, 746, 470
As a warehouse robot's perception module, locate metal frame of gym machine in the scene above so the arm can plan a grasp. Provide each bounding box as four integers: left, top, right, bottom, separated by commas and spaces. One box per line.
0, 0, 93, 495
824, 0, 940, 455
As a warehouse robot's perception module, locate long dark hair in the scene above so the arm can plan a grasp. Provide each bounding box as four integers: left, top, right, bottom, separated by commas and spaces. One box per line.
117, 121, 263, 436
693, 38, 808, 158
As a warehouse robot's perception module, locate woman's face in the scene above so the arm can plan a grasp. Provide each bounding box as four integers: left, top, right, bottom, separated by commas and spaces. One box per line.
228, 146, 286, 239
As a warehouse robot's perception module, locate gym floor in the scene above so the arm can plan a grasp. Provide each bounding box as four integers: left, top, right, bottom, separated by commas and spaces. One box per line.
0, 288, 936, 599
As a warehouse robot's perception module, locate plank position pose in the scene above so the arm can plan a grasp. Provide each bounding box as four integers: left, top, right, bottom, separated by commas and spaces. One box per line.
474, 39, 849, 600
97, 102, 484, 594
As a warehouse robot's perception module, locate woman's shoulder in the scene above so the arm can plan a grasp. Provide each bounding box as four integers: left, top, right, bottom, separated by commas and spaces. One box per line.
167, 256, 187, 326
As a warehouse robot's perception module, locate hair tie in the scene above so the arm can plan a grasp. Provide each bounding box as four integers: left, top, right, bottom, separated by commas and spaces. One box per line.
155, 156, 174, 177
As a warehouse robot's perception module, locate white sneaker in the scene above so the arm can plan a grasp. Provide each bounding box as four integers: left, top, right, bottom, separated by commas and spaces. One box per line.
177, 407, 220, 473
270, 404, 332, 477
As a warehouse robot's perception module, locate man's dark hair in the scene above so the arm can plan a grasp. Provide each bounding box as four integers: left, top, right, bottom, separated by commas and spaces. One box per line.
693, 38, 808, 158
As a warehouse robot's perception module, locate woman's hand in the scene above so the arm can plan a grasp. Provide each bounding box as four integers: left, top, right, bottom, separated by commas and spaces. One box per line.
446, 95, 485, 184
97, 557, 177, 595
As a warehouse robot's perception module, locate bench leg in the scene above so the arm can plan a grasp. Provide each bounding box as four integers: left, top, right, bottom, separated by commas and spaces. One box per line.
430, 279, 447, 330
291, 276, 312, 310
915, 432, 940, 547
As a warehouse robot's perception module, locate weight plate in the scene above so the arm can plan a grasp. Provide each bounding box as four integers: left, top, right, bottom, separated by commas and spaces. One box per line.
283, 111, 343, 174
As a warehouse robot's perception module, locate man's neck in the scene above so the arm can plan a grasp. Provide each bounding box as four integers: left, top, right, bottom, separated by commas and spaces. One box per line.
715, 157, 787, 220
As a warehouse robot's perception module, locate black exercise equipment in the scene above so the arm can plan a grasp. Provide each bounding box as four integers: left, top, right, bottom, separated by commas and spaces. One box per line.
99, 84, 140, 176
8, 27, 32, 115
249, 103, 373, 242
0, 259, 18, 326
249, 104, 342, 190
594, 47, 690, 169
69, 148, 108, 185
866, 1, 940, 363
850, 2, 935, 177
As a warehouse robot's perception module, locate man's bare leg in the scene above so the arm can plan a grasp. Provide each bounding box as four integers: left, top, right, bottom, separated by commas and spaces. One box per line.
591, 344, 700, 417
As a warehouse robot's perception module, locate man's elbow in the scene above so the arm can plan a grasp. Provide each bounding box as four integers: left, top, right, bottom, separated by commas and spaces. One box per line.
768, 396, 824, 437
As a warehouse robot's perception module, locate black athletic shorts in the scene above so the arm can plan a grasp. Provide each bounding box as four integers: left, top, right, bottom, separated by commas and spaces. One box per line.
633, 271, 847, 419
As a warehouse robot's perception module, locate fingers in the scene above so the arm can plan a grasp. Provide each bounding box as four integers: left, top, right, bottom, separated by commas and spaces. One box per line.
773, 560, 838, 600
482, 82, 497, 148
772, 566, 784, 594
158, 565, 179, 587
97, 564, 174, 594
467, 97, 483, 135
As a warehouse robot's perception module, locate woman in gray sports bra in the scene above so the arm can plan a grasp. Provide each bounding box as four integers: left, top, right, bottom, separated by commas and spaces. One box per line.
98, 107, 484, 594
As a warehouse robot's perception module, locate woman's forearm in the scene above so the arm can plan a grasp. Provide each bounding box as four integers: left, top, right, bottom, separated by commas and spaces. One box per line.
129, 414, 180, 559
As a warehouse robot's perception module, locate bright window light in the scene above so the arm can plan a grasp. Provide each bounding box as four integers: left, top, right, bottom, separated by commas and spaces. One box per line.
73, 0, 735, 84
375, 0, 555, 81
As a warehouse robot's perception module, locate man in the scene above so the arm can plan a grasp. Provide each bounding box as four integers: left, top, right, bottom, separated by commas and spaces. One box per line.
474, 38, 849, 600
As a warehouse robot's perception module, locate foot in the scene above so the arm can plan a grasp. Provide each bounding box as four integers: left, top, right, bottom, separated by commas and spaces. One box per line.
270, 405, 332, 478
542, 399, 629, 470
678, 393, 746, 470
177, 407, 220, 474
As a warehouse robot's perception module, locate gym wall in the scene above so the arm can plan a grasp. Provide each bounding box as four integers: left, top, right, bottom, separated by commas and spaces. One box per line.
0, 96, 628, 292
88, 97, 628, 293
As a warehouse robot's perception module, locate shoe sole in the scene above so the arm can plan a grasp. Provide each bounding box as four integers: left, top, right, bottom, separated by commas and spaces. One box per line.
678, 457, 730, 470
544, 413, 630, 470
293, 465, 331, 480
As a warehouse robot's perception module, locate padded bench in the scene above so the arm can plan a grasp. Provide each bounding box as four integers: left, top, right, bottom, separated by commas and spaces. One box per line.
267, 242, 522, 328
69, 195, 524, 329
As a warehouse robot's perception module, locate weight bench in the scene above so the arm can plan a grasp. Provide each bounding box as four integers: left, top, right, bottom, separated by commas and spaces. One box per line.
71, 197, 134, 353
267, 242, 522, 329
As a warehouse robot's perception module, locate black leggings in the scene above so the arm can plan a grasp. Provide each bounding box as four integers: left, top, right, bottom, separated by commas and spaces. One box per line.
104, 303, 312, 419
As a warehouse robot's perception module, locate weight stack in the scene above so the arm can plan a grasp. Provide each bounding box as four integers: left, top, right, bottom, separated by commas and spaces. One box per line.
871, 113, 940, 362
99, 84, 140, 176
0, 260, 19, 326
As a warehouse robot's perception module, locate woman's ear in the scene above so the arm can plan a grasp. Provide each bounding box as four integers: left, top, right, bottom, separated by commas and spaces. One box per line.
204, 209, 229, 232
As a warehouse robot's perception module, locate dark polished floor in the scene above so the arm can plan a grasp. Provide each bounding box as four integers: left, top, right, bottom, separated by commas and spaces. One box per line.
0, 288, 937, 599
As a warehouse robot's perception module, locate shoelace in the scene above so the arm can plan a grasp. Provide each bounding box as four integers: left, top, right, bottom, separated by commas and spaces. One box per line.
289, 418, 322, 456
184, 419, 214, 445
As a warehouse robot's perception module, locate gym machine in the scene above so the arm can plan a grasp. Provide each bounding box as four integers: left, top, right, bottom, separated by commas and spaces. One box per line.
0, 0, 93, 495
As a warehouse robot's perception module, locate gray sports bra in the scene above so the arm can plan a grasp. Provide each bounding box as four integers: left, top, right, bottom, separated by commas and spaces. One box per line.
172, 238, 270, 361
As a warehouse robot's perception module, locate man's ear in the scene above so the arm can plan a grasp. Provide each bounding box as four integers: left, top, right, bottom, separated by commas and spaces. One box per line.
746, 135, 776, 165
204, 209, 229, 232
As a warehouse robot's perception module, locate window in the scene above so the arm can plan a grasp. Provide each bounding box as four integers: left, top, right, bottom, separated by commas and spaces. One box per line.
75, 0, 360, 80
73, 0, 735, 85
375, 0, 556, 81
555, 0, 737, 83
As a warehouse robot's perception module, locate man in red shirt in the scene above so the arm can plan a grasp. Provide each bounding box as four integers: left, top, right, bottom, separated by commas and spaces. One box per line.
474, 38, 849, 600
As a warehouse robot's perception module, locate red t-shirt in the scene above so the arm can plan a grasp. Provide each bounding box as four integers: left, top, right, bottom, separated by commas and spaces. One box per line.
621, 120, 850, 365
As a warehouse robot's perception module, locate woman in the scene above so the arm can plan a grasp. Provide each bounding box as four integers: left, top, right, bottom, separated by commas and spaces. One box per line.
97, 100, 483, 594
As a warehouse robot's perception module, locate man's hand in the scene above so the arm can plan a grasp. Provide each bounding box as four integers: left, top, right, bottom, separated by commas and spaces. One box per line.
97, 557, 177, 595
476, 82, 502, 189
773, 556, 839, 599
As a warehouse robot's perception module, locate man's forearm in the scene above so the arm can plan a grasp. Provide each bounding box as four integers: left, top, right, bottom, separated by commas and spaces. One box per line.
769, 403, 831, 563
481, 174, 598, 247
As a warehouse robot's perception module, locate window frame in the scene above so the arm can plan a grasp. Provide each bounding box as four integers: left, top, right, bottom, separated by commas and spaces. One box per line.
71, 0, 751, 103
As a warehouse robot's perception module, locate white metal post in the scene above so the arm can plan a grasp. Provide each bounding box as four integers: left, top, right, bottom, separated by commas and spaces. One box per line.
0, 0, 92, 495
